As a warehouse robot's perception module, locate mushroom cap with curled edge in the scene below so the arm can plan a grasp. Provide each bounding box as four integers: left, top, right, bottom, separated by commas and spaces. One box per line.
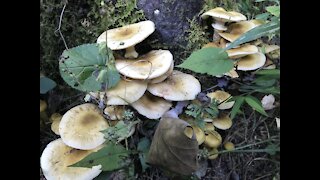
207, 90, 235, 110
224, 141, 235, 150
218, 20, 261, 42
59, 103, 109, 150
212, 114, 233, 130
50, 113, 63, 135
131, 92, 172, 119
237, 52, 266, 71
115, 50, 173, 79
208, 148, 219, 160
226, 44, 259, 59
184, 126, 206, 145
40, 99, 47, 112
149, 60, 174, 84
204, 130, 222, 148
147, 70, 201, 101
105, 79, 148, 105
201, 7, 247, 23
103, 105, 125, 120
40, 138, 103, 180
96, 20, 155, 58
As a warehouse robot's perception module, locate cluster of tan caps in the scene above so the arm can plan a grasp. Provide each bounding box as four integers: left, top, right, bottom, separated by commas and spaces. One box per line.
201, 7, 280, 77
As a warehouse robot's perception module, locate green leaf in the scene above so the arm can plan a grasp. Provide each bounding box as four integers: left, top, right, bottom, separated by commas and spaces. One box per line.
245, 95, 268, 116
266, 6, 280, 17
105, 66, 121, 89
70, 143, 130, 171
255, 86, 280, 94
137, 137, 151, 172
255, 69, 280, 77
59, 43, 120, 92
265, 144, 280, 155
253, 76, 277, 87
230, 96, 245, 119
225, 18, 280, 50
40, 76, 56, 94
255, 13, 271, 20
177, 47, 234, 76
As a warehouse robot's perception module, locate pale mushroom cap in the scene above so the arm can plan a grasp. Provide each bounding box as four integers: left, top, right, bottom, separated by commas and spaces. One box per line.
224, 68, 239, 78
59, 103, 109, 150
208, 148, 219, 160
40, 138, 102, 180
149, 60, 174, 84
106, 79, 147, 105
207, 90, 235, 110
97, 20, 155, 50
224, 141, 235, 150
226, 44, 259, 59
264, 45, 280, 54
212, 114, 233, 130
40, 99, 47, 112
103, 106, 125, 120
51, 114, 62, 135
50, 113, 62, 122
204, 131, 222, 148
218, 20, 260, 42
201, 7, 247, 22
211, 22, 227, 31
237, 52, 266, 71
131, 92, 172, 119
116, 50, 173, 79
261, 94, 276, 110
147, 70, 201, 101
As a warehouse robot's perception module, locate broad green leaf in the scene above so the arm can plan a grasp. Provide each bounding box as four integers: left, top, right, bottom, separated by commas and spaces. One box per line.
225, 18, 280, 50
177, 47, 234, 76
59, 43, 120, 92
105, 66, 121, 89
253, 76, 277, 87
255, 13, 271, 20
266, 6, 280, 17
245, 95, 268, 116
230, 96, 245, 119
70, 143, 130, 171
255, 86, 280, 94
255, 69, 280, 77
40, 76, 56, 94
137, 137, 151, 172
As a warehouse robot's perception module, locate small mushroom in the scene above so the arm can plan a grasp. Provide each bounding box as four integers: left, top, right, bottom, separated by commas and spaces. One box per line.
261, 94, 276, 110
204, 122, 215, 132
103, 105, 125, 120
212, 114, 233, 130
201, 7, 247, 42
184, 126, 205, 145
40, 138, 102, 180
219, 20, 262, 42
149, 61, 174, 84
131, 92, 172, 119
105, 79, 147, 105
97, 20, 155, 58
207, 90, 235, 110
40, 99, 49, 125
204, 130, 222, 148
50, 113, 62, 135
236, 52, 266, 71
115, 50, 173, 79
40, 99, 47, 112
147, 70, 201, 101
226, 44, 259, 59
59, 103, 109, 150
208, 148, 219, 160
224, 141, 235, 150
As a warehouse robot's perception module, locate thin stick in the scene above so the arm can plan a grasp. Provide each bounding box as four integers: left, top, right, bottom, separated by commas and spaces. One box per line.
55, 1, 69, 50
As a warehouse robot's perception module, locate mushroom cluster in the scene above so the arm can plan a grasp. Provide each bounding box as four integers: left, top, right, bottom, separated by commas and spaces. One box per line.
41, 103, 110, 180
201, 7, 280, 74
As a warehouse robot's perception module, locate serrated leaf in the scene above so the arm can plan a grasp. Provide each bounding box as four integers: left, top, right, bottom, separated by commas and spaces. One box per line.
40, 76, 56, 94
70, 143, 130, 171
245, 95, 268, 116
230, 96, 245, 119
137, 137, 151, 172
177, 47, 234, 76
266, 6, 280, 17
225, 18, 280, 50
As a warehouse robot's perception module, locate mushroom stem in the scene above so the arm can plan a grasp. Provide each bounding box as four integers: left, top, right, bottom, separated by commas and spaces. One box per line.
212, 21, 226, 42
163, 101, 189, 119
125, 46, 139, 58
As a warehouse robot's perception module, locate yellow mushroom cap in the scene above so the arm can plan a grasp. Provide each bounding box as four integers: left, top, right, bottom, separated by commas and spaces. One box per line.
131, 92, 172, 119
207, 90, 235, 110
105, 79, 147, 105
103, 106, 125, 120
224, 141, 235, 150
184, 126, 205, 145
40, 138, 102, 180
264, 45, 280, 53
97, 20, 155, 50
50, 113, 62, 135
208, 148, 219, 160
204, 131, 222, 148
40, 99, 47, 112
116, 50, 173, 79
212, 114, 233, 130
59, 103, 109, 150
237, 52, 266, 71
218, 20, 261, 42
201, 7, 247, 22
147, 70, 201, 101
204, 122, 215, 132
149, 60, 174, 84
226, 44, 259, 59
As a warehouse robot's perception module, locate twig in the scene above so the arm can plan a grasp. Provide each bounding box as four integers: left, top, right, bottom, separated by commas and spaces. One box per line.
55, 1, 69, 50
